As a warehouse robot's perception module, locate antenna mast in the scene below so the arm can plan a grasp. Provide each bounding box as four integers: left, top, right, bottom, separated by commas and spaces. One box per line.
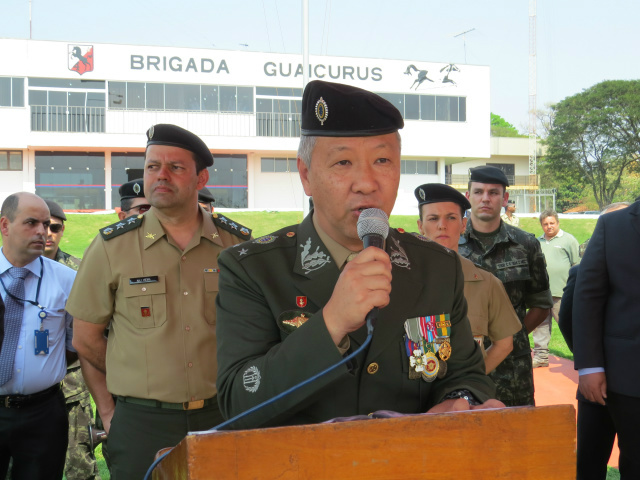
528, 0, 537, 177
453, 28, 475, 63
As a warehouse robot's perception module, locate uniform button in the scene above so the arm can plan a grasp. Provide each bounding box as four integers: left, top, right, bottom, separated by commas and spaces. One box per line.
16, 369, 21, 373
17, 345, 22, 349
182, 256, 187, 261
141, 287, 147, 292
367, 363, 379, 374
183, 291, 188, 296
185, 326, 191, 331
188, 362, 193, 368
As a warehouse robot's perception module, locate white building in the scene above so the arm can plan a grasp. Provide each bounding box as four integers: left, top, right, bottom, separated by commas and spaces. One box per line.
0, 38, 542, 214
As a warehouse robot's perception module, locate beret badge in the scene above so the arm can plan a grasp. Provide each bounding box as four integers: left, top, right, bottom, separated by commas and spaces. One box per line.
148, 125, 155, 139
133, 182, 141, 195
419, 188, 426, 201
315, 97, 329, 125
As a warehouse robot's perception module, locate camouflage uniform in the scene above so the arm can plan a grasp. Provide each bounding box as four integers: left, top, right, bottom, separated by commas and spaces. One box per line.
55, 249, 102, 480
459, 221, 553, 406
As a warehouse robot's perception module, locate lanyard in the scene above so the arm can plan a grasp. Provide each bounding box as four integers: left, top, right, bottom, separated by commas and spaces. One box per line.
0, 256, 45, 310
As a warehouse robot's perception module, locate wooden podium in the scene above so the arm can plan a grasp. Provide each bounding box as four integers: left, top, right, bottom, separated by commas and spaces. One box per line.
153, 405, 576, 479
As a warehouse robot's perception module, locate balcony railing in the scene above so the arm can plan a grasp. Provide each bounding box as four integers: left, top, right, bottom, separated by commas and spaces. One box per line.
446, 173, 539, 187
256, 112, 301, 138
31, 105, 105, 133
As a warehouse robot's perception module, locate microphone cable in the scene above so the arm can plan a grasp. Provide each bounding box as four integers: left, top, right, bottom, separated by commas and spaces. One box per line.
143, 324, 374, 480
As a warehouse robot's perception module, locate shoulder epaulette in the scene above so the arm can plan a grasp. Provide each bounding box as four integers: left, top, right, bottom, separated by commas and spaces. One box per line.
227, 225, 299, 260
212, 213, 252, 241
100, 215, 144, 240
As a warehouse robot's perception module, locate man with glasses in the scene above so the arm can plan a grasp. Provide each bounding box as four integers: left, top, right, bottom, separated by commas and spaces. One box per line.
43, 200, 80, 271
117, 179, 150, 220
41, 199, 101, 480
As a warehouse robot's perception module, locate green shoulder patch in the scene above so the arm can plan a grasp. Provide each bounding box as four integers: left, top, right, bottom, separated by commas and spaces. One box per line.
212, 213, 252, 240
100, 215, 144, 240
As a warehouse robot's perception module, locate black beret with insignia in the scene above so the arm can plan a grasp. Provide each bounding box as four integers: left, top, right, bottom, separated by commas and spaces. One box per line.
414, 183, 470, 211
301, 80, 404, 137
198, 187, 215, 204
469, 166, 510, 188
43, 199, 66, 221
507, 199, 516, 205
146, 124, 214, 171
119, 178, 146, 201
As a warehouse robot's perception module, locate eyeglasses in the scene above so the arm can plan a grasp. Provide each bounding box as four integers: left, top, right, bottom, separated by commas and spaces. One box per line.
48, 224, 64, 234
124, 204, 151, 214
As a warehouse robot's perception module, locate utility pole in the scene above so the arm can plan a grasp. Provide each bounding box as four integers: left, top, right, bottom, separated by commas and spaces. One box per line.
453, 28, 475, 63
529, 0, 537, 178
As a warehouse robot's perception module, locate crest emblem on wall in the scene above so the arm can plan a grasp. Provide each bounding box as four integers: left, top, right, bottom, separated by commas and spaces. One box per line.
68, 45, 94, 75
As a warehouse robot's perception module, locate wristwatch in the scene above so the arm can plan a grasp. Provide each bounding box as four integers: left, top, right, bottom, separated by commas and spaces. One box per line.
443, 389, 481, 406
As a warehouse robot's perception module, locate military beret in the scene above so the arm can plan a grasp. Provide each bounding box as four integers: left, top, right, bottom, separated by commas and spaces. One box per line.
301, 80, 404, 137
119, 178, 146, 201
44, 199, 66, 221
507, 199, 516, 205
146, 124, 214, 170
414, 184, 470, 211
469, 166, 510, 187
198, 187, 215, 204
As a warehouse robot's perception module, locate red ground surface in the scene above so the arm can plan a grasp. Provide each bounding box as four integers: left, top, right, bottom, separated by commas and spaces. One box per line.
533, 355, 619, 468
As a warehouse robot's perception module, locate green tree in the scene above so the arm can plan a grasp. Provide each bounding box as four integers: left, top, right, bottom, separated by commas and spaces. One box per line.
490, 113, 524, 137
545, 80, 640, 209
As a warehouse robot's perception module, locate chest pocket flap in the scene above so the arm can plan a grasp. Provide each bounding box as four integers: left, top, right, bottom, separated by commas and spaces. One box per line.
120, 275, 167, 328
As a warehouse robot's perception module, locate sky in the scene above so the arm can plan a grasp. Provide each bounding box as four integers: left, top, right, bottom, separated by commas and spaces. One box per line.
2, 0, 639, 131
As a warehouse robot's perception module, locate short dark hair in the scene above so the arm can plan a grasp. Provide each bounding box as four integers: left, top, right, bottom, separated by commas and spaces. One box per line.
0, 194, 20, 222
539, 209, 559, 223
120, 197, 134, 212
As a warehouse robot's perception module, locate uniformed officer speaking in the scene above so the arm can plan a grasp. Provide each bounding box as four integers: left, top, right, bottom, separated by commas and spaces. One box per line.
67, 124, 251, 479
216, 81, 499, 430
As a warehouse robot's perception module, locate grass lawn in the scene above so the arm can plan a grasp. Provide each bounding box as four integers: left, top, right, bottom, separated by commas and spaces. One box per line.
21, 212, 610, 479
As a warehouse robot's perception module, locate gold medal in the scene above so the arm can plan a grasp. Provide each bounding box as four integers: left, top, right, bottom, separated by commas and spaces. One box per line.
438, 340, 451, 361
421, 352, 439, 382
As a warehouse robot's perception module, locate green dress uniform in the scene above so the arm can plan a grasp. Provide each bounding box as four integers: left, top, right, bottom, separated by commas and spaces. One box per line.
54, 249, 102, 480
459, 221, 553, 406
65, 207, 249, 478
216, 214, 495, 430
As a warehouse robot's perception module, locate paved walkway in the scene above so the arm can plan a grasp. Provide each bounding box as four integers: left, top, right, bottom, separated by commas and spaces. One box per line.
533, 354, 619, 468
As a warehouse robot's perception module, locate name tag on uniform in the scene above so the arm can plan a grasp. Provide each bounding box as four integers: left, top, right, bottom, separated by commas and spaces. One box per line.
129, 276, 159, 285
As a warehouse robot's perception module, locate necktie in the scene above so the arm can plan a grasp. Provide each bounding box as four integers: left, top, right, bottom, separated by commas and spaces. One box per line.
0, 267, 29, 386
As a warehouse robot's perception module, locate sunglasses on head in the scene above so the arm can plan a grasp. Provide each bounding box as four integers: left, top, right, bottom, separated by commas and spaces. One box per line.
48, 224, 64, 233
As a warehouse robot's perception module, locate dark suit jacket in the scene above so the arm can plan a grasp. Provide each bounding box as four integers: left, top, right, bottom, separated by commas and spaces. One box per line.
572, 201, 640, 398
558, 265, 579, 353
216, 214, 494, 429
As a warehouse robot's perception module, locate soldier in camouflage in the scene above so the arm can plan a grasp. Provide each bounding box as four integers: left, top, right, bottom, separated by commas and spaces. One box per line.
459, 167, 553, 406
42, 200, 101, 480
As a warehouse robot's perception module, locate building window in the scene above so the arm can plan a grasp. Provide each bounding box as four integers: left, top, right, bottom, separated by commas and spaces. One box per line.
261, 157, 298, 173
0, 151, 23, 171
111, 153, 146, 208
205, 154, 248, 208
256, 91, 302, 138
377, 92, 466, 123
108, 81, 255, 114
28, 78, 106, 132
35, 152, 106, 210
0, 77, 25, 107
401, 160, 438, 175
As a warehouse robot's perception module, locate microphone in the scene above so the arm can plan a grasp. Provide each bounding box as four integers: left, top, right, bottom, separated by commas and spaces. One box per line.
356, 208, 390, 333
357, 208, 389, 249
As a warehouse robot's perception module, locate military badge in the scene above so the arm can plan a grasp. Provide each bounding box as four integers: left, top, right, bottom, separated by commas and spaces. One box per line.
145, 232, 156, 240
296, 296, 307, 308
148, 125, 155, 139
103, 227, 113, 235
419, 188, 426, 201
242, 366, 261, 393
300, 237, 331, 274
438, 340, 451, 361
141, 307, 151, 317
278, 310, 312, 333
405, 314, 451, 383
437, 359, 448, 378
116, 222, 125, 229
254, 235, 277, 245
421, 352, 439, 382
133, 182, 141, 194
315, 97, 329, 125
389, 237, 410, 269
